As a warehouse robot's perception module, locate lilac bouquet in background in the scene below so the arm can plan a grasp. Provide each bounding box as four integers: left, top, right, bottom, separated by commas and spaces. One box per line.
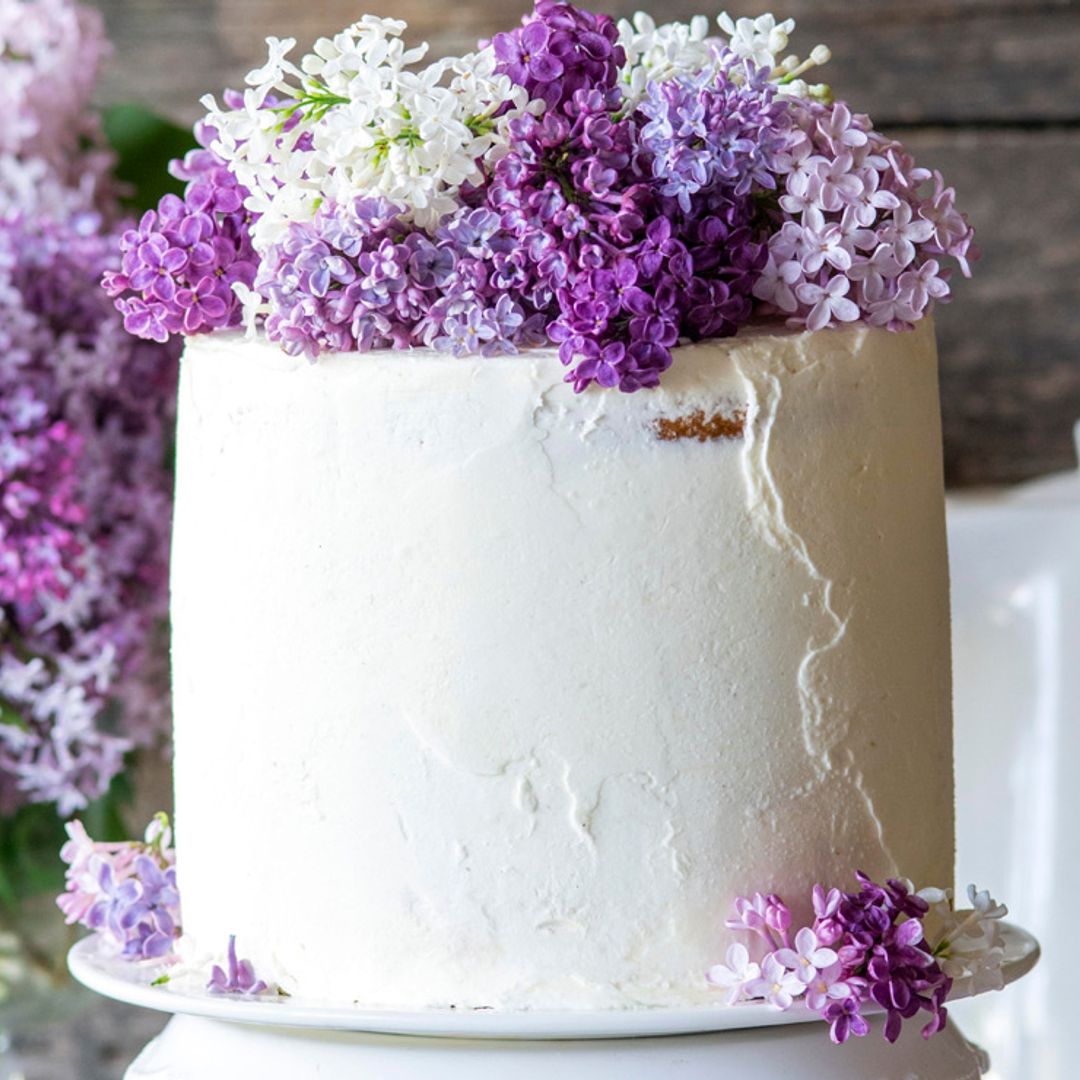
0, 0, 178, 818
708, 874, 1008, 1045
57, 813, 180, 960
105, 5, 976, 394
0, 0, 116, 217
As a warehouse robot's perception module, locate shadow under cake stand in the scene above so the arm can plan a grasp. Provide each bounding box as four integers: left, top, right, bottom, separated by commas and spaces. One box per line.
68, 924, 1039, 1079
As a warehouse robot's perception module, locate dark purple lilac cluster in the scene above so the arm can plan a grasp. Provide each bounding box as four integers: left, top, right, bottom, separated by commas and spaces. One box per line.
481, 4, 780, 390
833, 874, 952, 1043
493, 0, 624, 111
103, 114, 256, 344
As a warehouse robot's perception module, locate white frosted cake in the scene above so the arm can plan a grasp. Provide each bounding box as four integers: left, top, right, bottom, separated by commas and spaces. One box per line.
169, 319, 954, 1009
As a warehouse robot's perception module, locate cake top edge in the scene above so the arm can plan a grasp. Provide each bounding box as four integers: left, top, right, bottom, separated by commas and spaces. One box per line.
103, 5, 975, 397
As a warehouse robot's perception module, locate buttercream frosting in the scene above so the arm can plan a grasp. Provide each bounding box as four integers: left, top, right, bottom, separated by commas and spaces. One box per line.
170, 320, 953, 1008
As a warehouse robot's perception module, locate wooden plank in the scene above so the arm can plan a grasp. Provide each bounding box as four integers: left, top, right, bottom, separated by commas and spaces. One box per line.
96, 0, 1080, 126
902, 129, 1080, 486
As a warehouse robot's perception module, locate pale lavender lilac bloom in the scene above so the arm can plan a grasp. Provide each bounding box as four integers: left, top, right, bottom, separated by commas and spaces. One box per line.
57, 816, 181, 961
753, 96, 976, 331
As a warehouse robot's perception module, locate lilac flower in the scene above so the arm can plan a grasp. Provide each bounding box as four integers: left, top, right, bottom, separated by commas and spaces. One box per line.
876, 202, 935, 269
0, 0, 114, 215
812, 884, 844, 946
175, 275, 229, 333
0, 400, 86, 606
805, 961, 852, 1012
747, 953, 806, 1010
756, 97, 976, 331
712, 872, 971, 1048
103, 122, 257, 342
637, 59, 789, 211
208, 936, 269, 995
706, 942, 761, 1005
97, 0, 976, 389
825, 996, 870, 1044
493, 0, 625, 113
775, 926, 839, 984
726, 891, 793, 948
0, 207, 176, 815
796, 275, 861, 331
434, 309, 497, 357
487, 82, 766, 391
57, 815, 181, 961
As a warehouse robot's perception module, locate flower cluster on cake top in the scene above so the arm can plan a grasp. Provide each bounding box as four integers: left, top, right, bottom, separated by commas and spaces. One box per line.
103, 7, 976, 393
709, 874, 1009, 1045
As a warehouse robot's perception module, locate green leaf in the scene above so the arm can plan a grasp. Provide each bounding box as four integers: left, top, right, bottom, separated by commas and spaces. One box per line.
102, 103, 193, 213
0, 764, 137, 912
0, 700, 28, 732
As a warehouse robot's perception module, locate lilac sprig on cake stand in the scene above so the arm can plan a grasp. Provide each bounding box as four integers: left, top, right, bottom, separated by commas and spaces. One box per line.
708, 874, 1008, 1045
57, 813, 181, 961
207, 935, 270, 996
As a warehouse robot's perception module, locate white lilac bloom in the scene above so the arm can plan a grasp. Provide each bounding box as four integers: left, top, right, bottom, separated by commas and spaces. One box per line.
920, 884, 1009, 992
616, 12, 719, 105
716, 12, 832, 100
706, 942, 762, 1005
717, 11, 795, 69
774, 926, 839, 985
746, 953, 806, 1010
204, 18, 534, 248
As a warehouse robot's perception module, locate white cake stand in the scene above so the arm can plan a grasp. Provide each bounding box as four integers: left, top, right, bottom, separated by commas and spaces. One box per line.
69, 923, 1039, 1079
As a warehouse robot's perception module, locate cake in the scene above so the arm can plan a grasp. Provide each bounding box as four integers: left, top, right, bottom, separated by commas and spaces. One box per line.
62, 3, 1005, 1046
169, 320, 953, 1008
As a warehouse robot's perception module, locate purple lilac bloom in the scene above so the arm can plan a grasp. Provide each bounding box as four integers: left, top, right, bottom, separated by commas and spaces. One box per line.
493, 0, 625, 113
208, 935, 269, 995
0, 394, 86, 606
103, 117, 257, 343
256, 196, 541, 361
58, 815, 181, 961
487, 82, 770, 392
0, 211, 177, 816
753, 97, 976, 331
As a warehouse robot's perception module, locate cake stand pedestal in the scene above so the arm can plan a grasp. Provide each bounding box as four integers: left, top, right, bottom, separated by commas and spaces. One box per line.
69, 924, 1039, 1080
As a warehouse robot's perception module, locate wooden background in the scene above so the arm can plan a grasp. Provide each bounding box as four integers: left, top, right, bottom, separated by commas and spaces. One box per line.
91, 0, 1080, 487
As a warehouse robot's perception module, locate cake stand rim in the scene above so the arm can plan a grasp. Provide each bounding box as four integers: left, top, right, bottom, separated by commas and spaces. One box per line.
67, 921, 1039, 1041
